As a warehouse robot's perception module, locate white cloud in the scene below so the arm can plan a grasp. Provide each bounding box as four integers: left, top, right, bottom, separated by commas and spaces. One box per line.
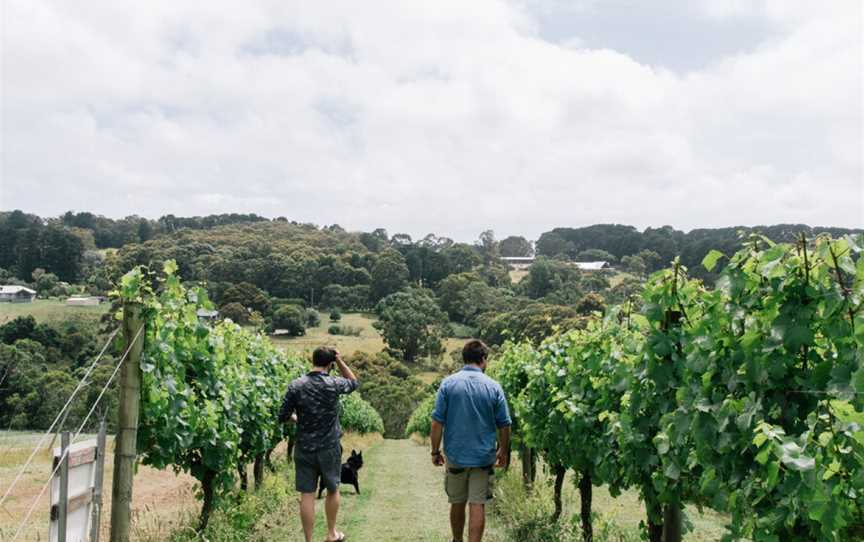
1, 0, 861, 241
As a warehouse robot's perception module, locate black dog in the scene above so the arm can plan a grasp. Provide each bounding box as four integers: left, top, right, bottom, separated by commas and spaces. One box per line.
318, 449, 363, 497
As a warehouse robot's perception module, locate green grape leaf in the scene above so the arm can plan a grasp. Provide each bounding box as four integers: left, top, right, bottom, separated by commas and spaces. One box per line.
702, 250, 725, 272
778, 441, 815, 471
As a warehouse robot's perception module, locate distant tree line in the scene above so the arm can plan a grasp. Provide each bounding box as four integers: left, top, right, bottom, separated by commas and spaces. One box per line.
0, 211, 86, 283
7, 208, 858, 289
4, 209, 861, 443
536, 223, 862, 280
3, 208, 861, 361
0, 210, 277, 283
0, 314, 116, 431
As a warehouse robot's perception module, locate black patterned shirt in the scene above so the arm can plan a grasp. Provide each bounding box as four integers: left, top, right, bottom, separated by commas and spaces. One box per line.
279, 371, 359, 452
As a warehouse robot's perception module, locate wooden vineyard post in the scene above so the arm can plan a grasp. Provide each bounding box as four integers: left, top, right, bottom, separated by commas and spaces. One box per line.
90, 421, 108, 542
110, 302, 144, 542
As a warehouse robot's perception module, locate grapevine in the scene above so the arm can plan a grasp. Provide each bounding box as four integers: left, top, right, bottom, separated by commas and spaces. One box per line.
116, 261, 384, 529
493, 235, 864, 541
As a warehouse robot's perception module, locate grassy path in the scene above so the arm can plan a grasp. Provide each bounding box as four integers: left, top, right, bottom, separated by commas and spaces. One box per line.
251, 438, 505, 542
340, 439, 455, 541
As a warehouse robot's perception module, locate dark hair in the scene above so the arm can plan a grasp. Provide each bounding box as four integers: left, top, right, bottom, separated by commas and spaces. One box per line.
312, 346, 337, 367
462, 340, 489, 364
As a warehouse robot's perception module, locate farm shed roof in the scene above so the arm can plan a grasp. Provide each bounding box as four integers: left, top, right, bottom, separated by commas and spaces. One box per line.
572, 261, 610, 270
0, 285, 36, 294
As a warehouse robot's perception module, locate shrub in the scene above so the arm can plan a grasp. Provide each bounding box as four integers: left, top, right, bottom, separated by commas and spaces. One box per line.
477, 303, 583, 346
271, 305, 306, 336
33, 270, 60, 297
329, 308, 342, 322
575, 292, 606, 316
340, 393, 384, 434
405, 394, 436, 438
321, 285, 371, 311
272, 297, 307, 308
305, 309, 321, 328
328, 325, 361, 337
219, 302, 249, 324
374, 288, 448, 362
221, 282, 271, 315
348, 351, 426, 438
448, 322, 477, 339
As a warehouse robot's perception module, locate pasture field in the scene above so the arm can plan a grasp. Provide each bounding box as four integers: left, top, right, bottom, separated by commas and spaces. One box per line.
508, 269, 529, 284
271, 312, 468, 361
270, 312, 386, 356
0, 299, 108, 325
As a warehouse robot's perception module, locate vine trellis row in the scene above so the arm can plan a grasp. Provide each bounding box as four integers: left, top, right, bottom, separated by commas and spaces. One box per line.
116, 261, 382, 531
490, 234, 863, 542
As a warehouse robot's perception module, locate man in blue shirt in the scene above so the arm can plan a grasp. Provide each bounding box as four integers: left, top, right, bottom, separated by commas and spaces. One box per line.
431, 340, 512, 542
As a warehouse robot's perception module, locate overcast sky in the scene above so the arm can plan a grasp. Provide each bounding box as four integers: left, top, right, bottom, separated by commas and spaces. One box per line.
1, 0, 862, 241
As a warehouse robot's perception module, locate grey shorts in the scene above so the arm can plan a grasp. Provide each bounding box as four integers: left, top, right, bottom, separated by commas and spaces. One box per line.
294, 443, 342, 494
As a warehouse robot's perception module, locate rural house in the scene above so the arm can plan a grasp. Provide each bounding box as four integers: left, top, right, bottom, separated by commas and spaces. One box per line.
501, 256, 612, 272
0, 285, 37, 303
572, 261, 612, 271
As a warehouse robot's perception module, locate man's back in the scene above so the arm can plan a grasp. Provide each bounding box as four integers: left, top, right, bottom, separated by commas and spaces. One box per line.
281, 371, 358, 452
432, 366, 511, 467
280, 347, 357, 542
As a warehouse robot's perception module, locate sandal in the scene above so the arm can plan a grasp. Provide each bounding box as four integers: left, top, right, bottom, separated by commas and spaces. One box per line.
325, 533, 346, 542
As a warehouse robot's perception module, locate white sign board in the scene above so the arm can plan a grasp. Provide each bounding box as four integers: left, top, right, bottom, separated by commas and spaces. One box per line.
49, 439, 97, 542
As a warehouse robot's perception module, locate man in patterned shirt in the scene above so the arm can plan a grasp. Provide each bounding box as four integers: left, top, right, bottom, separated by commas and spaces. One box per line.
280, 346, 358, 542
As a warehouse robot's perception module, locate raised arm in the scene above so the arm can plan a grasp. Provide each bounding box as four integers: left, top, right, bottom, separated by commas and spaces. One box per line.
334, 350, 357, 382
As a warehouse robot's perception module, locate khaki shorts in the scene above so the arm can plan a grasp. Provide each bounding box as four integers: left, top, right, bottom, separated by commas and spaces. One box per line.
445, 463, 495, 504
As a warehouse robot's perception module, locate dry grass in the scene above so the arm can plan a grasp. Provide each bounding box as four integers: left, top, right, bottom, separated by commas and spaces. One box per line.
0, 431, 197, 542
495, 460, 729, 541
132, 432, 384, 542
509, 269, 529, 284
0, 433, 386, 542
607, 271, 636, 288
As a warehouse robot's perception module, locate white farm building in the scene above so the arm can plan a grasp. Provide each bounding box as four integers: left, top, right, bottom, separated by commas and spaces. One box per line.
66, 296, 103, 306
572, 261, 612, 271
500, 257, 612, 272
0, 285, 37, 303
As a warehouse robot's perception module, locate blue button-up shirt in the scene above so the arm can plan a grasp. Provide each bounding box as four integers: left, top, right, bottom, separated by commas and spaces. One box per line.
431, 366, 512, 467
